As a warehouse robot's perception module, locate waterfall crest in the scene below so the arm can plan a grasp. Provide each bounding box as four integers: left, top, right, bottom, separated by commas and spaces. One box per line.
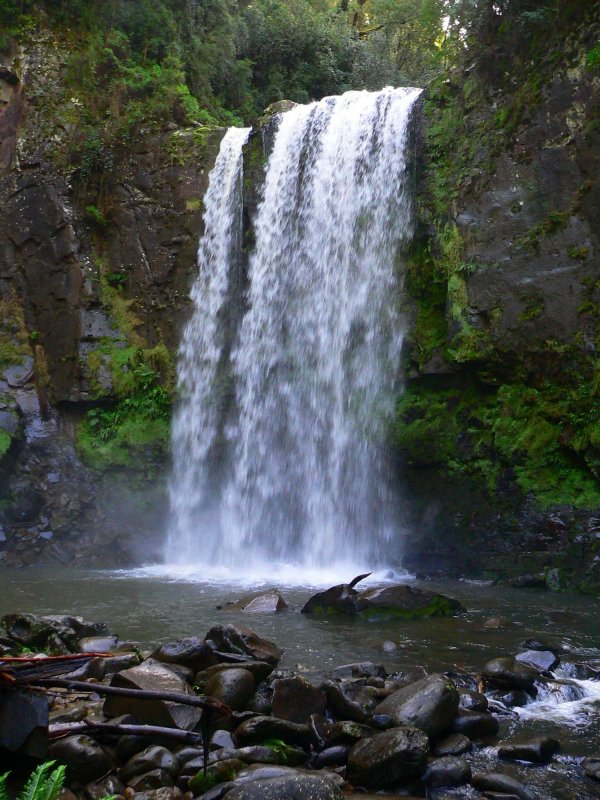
167, 87, 421, 576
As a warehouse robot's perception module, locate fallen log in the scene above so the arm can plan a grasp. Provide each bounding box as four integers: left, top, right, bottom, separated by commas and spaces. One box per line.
49, 720, 203, 745
22, 678, 231, 716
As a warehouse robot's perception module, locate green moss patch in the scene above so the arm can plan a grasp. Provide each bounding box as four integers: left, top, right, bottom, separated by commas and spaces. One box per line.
396, 366, 600, 509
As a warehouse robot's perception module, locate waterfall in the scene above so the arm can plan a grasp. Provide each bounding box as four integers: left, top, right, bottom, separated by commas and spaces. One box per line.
166, 87, 421, 578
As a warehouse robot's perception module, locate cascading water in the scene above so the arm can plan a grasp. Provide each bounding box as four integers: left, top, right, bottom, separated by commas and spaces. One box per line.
166, 87, 421, 578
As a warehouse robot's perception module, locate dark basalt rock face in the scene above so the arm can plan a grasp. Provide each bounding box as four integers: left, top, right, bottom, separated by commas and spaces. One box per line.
0, 30, 224, 568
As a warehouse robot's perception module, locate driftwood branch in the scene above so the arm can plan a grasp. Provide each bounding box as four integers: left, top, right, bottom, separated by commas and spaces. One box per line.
23, 678, 231, 716
49, 720, 203, 744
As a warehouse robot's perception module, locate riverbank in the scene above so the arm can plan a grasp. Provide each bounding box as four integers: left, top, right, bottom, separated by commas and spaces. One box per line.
0, 581, 599, 799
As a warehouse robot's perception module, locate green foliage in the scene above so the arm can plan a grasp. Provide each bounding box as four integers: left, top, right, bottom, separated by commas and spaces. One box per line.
78, 344, 173, 471
0, 291, 31, 370
0, 762, 66, 800
396, 365, 600, 509
0, 429, 11, 458
586, 43, 600, 68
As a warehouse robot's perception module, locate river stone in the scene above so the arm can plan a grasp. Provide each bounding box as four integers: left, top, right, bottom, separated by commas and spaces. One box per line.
209, 746, 295, 766
222, 774, 343, 800
583, 755, 600, 780
4, 358, 34, 387
347, 727, 429, 789
130, 790, 182, 800
49, 735, 114, 784
152, 637, 220, 672
189, 759, 247, 794
175, 746, 204, 766
78, 635, 124, 653
233, 715, 310, 748
471, 771, 537, 800
322, 680, 377, 722
451, 709, 499, 739
127, 769, 173, 791
300, 574, 369, 616
308, 713, 332, 749
312, 745, 350, 768
494, 689, 530, 707
515, 649, 559, 672
332, 662, 386, 679
325, 720, 376, 747
433, 733, 472, 756
85, 774, 125, 800
357, 585, 464, 620
1, 612, 99, 650
271, 676, 326, 723
205, 625, 283, 665
224, 589, 288, 613
374, 674, 460, 738
121, 746, 179, 782
498, 736, 560, 764
205, 668, 256, 711
482, 657, 539, 690
211, 730, 236, 750
103, 659, 202, 730
196, 661, 274, 688
458, 688, 488, 711
422, 756, 471, 788
232, 764, 344, 787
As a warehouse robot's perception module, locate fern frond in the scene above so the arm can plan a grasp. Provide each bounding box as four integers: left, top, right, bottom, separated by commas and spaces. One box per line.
38, 764, 66, 800
0, 771, 11, 800
17, 761, 54, 800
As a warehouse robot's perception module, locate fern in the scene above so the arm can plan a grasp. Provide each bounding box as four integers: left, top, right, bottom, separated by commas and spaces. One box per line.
0, 771, 10, 800
2, 762, 66, 800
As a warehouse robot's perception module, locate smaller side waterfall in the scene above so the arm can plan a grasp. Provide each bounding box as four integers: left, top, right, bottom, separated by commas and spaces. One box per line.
167, 126, 251, 560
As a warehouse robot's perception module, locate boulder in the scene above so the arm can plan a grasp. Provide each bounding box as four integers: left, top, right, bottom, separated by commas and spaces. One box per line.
205, 625, 283, 665
271, 676, 326, 724
583, 755, 600, 780
451, 710, 499, 739
312, 745, 350, 768
433, 733, 472, 756
374, 674, 459, 738
85, 774, 125, 800
120, 746, 179, 783
300, 580, 464, 619
422, 756, 471, 788
515, 649, 559, 672
222, 774, 343, 800
458, 689, 488, 711
127, 770, 173, 792
48, 735, 114, 784
103, 659, 202, 730
332, 663, 386, 680
233, 716, 310, 748
300, 574, 370, 616
498, 736, 560, 764
152, 637, 220, 672
208, 746, 292, 766
1, 613, 109, 651
223, 590, 288, 613
325, 720, 376, 747
471, 771, 537, 800
482, 657, 539, 691
195, 662, 274, 687
130, 790, 182, 800
357, 585, 464, 620
205, 669, 256, 711
322, 680, 377, 723
188, 759, 246, 795
346, 727, 429, 789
